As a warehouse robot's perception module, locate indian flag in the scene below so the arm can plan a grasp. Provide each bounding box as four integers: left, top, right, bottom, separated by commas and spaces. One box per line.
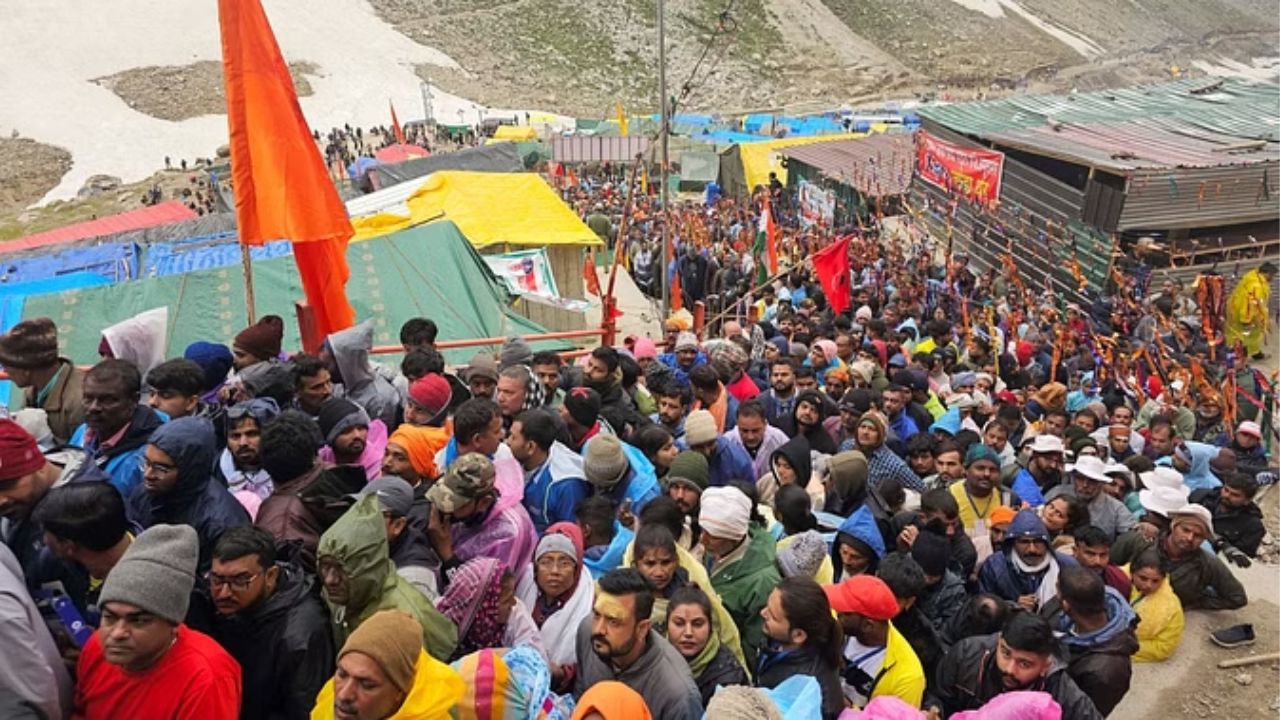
754, 196, 778, 285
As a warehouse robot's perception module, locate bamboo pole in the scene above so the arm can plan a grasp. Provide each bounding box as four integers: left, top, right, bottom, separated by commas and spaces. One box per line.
241, 244, 257, 325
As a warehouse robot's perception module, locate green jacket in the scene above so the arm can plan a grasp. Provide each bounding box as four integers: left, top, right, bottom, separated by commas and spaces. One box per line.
710, 524, 780, 672
1110, 530, 1247, 611
317, 495, 458, 660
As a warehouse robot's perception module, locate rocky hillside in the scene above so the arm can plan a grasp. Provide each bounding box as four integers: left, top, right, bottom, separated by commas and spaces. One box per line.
373, 0, 1279, 115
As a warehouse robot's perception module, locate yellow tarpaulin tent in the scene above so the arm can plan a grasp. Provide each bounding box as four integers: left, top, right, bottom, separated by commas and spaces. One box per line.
492, 125, 538, 141
351, 171, 602, 247
737, 133, 866, 191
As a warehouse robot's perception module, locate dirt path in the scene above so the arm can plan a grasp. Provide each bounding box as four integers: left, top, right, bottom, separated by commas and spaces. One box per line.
765, 0, 911, 75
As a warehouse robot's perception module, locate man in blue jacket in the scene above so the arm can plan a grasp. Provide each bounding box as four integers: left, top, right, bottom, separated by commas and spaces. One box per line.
70, 359, 164, 497
978, 509, 1078, 611
509, 408, 590, 533
680, 410, 754, 487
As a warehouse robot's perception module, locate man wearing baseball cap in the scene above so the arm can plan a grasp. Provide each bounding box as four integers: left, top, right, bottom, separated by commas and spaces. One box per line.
1044, 455, 1137, 542
825, 574, 924, 709
425, 453, 537, 579
1110, 502, 1247, 611
74, 525, 242, 718
1010, 434, 1065, 507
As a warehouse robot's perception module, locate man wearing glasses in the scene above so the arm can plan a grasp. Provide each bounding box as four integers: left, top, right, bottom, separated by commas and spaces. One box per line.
209, 526, 333, 720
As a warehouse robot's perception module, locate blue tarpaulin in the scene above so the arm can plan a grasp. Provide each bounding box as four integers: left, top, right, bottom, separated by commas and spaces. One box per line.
0, 243, 139, 286
144, 237, 294, 277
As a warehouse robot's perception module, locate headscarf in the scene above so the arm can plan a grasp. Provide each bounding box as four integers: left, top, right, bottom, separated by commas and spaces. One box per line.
435, 558, 507, 659
570, 681, 652, 720
683, 604, 723, 680
451, 646, 572, 720
532, 522, 585, 623
389, 423, 446, 479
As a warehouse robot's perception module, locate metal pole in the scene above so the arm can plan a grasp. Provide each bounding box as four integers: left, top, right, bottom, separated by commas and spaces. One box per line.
420, 81, 433, 126
658, 0, 671, 320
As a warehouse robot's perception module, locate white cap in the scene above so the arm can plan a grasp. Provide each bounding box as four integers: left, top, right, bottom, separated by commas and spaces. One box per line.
1139, 466, 1185, 492
1029, 434, 1065, 455
1238, 421, 1263, 439
1169, 503, 1214, 533
1139, 485, 1191, 517
948, 393, 978, 410
1103, 462, 1133, 480
1067, 455, 1112, 483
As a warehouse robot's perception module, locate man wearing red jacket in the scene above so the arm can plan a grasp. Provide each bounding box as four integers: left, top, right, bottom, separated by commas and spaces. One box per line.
73, 524, 241, 719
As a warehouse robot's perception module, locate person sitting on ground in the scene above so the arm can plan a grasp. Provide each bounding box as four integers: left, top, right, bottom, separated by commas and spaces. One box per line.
1109, 503, 1247, 611
129, 416, 250, 573
1069, 525, 1133, 599
316, 495, 458, 661
757, 576, 846, 720
927, 612, 1102, 720
1039, 566, 1139, 717
1191, 471, 1266, 558
574, 568, 703, 719
207, 527, 333, 720
73, 525, 242, 719
1123, 548, 1185, 663
309, 609, 464, 720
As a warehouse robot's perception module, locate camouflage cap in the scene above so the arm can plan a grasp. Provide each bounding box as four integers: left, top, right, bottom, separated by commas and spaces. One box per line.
426, 452, 497, 513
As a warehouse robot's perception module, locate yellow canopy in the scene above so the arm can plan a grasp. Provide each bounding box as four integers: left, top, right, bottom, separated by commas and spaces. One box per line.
492, 125, 537, 141
351, 171, 601, 247
736, 133, 865, 191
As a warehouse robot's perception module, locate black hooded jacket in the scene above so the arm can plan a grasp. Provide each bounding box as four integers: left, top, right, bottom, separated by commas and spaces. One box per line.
210, 561, 335, 720
929, 633, 1102, 720
127, 416, 250, 573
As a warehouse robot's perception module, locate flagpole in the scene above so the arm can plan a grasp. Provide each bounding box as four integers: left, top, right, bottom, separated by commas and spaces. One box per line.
241, 244, 257, 325
657, 0, 671, 320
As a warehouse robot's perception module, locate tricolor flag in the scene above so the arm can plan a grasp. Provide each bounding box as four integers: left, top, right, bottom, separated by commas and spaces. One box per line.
753, 195, 778, 284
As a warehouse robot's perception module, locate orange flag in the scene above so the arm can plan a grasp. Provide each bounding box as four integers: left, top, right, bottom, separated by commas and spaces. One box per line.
390, 100, 407, 145
219, 0, 355, 338
584, 251, 602, 296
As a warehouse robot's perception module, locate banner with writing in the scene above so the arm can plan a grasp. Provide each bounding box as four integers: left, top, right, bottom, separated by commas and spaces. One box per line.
483, 248, 560, 299
797, 180, 836, 227
916, 130, 1004, 204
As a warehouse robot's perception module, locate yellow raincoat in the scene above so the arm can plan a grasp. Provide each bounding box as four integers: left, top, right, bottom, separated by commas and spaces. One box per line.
310, 649, 463, 720
1225, 268, 1271, 356
1123, 564, 1185, 662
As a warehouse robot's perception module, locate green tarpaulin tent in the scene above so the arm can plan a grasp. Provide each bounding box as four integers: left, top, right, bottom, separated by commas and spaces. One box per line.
23, 221, 565, 367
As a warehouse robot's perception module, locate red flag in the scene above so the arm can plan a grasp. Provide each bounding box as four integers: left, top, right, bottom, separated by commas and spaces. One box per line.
219, 0, 355, 338
813, 235, 852, 316
390, 100, 407, 145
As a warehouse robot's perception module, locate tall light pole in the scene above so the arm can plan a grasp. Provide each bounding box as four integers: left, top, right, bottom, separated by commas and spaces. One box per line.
658, 0, 671, 320
420, 80, 434, 126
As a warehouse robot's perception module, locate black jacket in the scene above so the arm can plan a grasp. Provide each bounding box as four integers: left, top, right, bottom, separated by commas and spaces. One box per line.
756, 644, 844, 720
211, 563, 335, 720
1040, 597, 1139, 717
929, 633, 1102, 720
890, 512, 978, 579
1191, 487, 1266, 557
693, 643, 749, 707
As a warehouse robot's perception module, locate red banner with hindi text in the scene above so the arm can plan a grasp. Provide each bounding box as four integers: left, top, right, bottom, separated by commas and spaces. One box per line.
916, 130, 1005, 204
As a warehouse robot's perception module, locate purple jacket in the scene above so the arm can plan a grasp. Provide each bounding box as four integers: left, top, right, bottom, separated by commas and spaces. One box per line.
452, 457, 538, 574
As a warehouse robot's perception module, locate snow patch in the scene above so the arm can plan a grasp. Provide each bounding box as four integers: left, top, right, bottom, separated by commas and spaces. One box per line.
0, 0, 545, 205
944, 0, 1104, 58
1192, 56, 1280, 82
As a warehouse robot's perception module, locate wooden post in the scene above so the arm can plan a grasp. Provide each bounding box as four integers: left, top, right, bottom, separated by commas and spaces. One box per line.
241, 244, 257, 326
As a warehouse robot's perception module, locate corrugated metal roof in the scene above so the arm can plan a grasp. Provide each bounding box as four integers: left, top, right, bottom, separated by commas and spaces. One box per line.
985, 119, 1279, 172
4, 201, 198, 256
552, 135, 651, 163
918, 78, 1279, 141
780, 134, 916, 196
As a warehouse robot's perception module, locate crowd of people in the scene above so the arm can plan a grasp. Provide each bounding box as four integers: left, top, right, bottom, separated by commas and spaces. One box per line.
0, 175, 1275, 719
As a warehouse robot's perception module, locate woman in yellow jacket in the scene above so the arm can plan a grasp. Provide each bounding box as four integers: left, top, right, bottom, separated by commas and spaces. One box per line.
1124, 549, 1185, 662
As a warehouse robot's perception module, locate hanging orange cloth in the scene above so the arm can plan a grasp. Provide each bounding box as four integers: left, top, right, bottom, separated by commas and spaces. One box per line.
220, 0, 355, 338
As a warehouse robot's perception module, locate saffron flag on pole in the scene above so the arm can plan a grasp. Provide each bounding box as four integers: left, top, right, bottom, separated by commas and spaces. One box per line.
219, 0, 355, 338
617, 102, 629, 137
390, 100, 407, 145
813, 236, 852, 316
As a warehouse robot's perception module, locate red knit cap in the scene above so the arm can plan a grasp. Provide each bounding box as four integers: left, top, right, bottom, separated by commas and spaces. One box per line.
0, 420, 46, 481
233, 315, 284, 361
824, 574, 899, 621
408, 373, 452, 416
